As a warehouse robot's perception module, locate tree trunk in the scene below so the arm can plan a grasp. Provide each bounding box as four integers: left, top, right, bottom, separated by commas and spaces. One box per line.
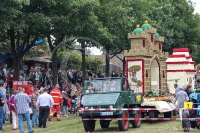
13, 57, 21, 81
52, 50, 58, 86
81, 43, 86, 83
105, 50, 110, 77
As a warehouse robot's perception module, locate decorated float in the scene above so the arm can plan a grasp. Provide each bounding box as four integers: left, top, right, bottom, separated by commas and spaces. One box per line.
124, 20, 176, 122
166, 48, 196, 93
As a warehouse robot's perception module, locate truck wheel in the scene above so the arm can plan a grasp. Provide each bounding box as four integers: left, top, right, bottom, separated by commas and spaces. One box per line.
164, 112, 171, 118
100, 120, 110, 128
182, 120, 190, 132
118, 110, 129, 131
83, 120, 95, 132
131, 110, 141, 128
149, 110, 158, 124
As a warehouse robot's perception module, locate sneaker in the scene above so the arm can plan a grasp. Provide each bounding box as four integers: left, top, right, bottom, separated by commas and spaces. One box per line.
57, 119, 61, 121
48, 118, 51, 121
28, 131, 34, 133
64, 115, 67, 117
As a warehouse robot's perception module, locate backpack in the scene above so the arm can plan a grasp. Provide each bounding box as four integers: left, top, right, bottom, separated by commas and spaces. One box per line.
30, 72, 36, 79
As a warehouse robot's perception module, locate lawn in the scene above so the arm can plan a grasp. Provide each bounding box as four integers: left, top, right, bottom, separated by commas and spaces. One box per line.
3, 114, 200, 133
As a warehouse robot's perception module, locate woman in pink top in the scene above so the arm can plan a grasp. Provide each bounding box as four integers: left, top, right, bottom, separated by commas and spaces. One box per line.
8, 89, 18, 130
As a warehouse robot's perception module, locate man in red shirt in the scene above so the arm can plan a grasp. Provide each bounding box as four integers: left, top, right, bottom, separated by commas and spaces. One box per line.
49, 84, 63, 121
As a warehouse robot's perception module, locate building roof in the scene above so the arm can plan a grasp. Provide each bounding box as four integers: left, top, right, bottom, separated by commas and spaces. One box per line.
24, 57, 51, 63
92, 54, 123, 70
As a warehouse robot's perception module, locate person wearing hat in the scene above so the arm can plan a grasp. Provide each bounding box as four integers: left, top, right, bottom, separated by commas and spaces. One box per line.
49, 84, 63, 121
36, 88, 54, 128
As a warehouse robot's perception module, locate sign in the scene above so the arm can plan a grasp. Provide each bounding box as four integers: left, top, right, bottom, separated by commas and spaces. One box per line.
18, 81, 22, 85
137, 95, 141, 102
184, 102, 193, 108
100, 112, 113, 116
23, 65, 28, 70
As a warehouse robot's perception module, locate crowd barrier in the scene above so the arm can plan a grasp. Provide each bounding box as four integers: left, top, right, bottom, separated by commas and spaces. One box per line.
12, 81, 33, 94
79, 107, 200, 112
81, 118, 200, 121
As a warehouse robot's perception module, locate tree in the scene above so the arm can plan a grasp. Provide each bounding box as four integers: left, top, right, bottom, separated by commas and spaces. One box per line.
86, 56, 103, 73
59, 51, 82, 71
96, 0, 149, 76
0, 0, 50, 80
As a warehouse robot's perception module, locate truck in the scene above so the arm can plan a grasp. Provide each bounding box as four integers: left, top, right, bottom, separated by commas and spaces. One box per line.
79, 77, 143, 132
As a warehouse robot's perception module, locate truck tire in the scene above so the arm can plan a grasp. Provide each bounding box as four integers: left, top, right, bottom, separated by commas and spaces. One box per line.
149, 110, 158, 124
100, 120, 110, 128
118, 110, 129, 131
164, 111, 171, 118
83, 120, 95, 132
131, 110, 141, 128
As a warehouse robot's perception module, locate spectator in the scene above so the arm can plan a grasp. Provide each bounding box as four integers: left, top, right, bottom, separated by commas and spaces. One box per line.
35, 69, 40, 85
175, 87, 188, 121
174, 84, 179, 96
0, 67, 6, 82
0, 82, 7, 124
78, 90, 84, 108
69, 89, 77, 115
36, 88, 54, 128
0, 82, 6, 131
28, 85, 34, 97
40, 68, 47, 87
8, 89, 18, 130
184, 85, 192, 97
14, 87, 34, 133
61, 92, 68, 117
29, 69, 36, 85
76, 72, 82, 86
31, 88, 40, 128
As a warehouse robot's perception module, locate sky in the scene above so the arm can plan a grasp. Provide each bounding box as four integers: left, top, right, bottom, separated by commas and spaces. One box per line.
90, 0, 200, 55
191, 0, 200, 14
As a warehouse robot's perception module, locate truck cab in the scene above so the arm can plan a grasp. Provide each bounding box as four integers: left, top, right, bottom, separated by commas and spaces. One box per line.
79, 77, 143, 132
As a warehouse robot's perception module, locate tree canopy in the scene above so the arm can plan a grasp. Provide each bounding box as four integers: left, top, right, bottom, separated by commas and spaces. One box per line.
1, 0, 200, 81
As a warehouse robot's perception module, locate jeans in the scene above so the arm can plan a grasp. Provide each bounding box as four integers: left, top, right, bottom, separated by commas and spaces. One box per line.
32, 108, 39, 127
39, 106, 50, 128
0, 107, 3, 130
18, 112, 33, 133
62, 105, 68, 115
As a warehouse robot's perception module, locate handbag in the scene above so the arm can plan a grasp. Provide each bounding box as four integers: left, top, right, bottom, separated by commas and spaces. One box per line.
29, 108, 33, 114
71, 99, 76, 104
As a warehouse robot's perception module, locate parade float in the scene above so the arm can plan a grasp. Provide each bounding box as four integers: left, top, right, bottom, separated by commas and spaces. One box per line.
166, 48, 196, 93
124, 20, 175, 122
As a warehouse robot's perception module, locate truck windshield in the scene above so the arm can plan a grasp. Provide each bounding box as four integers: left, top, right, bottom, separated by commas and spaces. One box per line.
84, 78, 121, 93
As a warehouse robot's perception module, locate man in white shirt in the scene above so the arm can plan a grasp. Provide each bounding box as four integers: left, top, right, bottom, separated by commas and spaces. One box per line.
36, 88, 54, 128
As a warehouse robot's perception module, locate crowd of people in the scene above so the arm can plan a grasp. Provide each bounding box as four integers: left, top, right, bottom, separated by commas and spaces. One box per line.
0, 67, 90, 132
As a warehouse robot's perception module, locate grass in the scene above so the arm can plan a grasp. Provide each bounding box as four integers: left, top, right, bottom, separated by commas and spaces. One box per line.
3, 114, 200, 133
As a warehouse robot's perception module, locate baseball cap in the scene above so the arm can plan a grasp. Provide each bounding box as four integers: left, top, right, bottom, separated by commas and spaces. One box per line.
43, 88, 48, 92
